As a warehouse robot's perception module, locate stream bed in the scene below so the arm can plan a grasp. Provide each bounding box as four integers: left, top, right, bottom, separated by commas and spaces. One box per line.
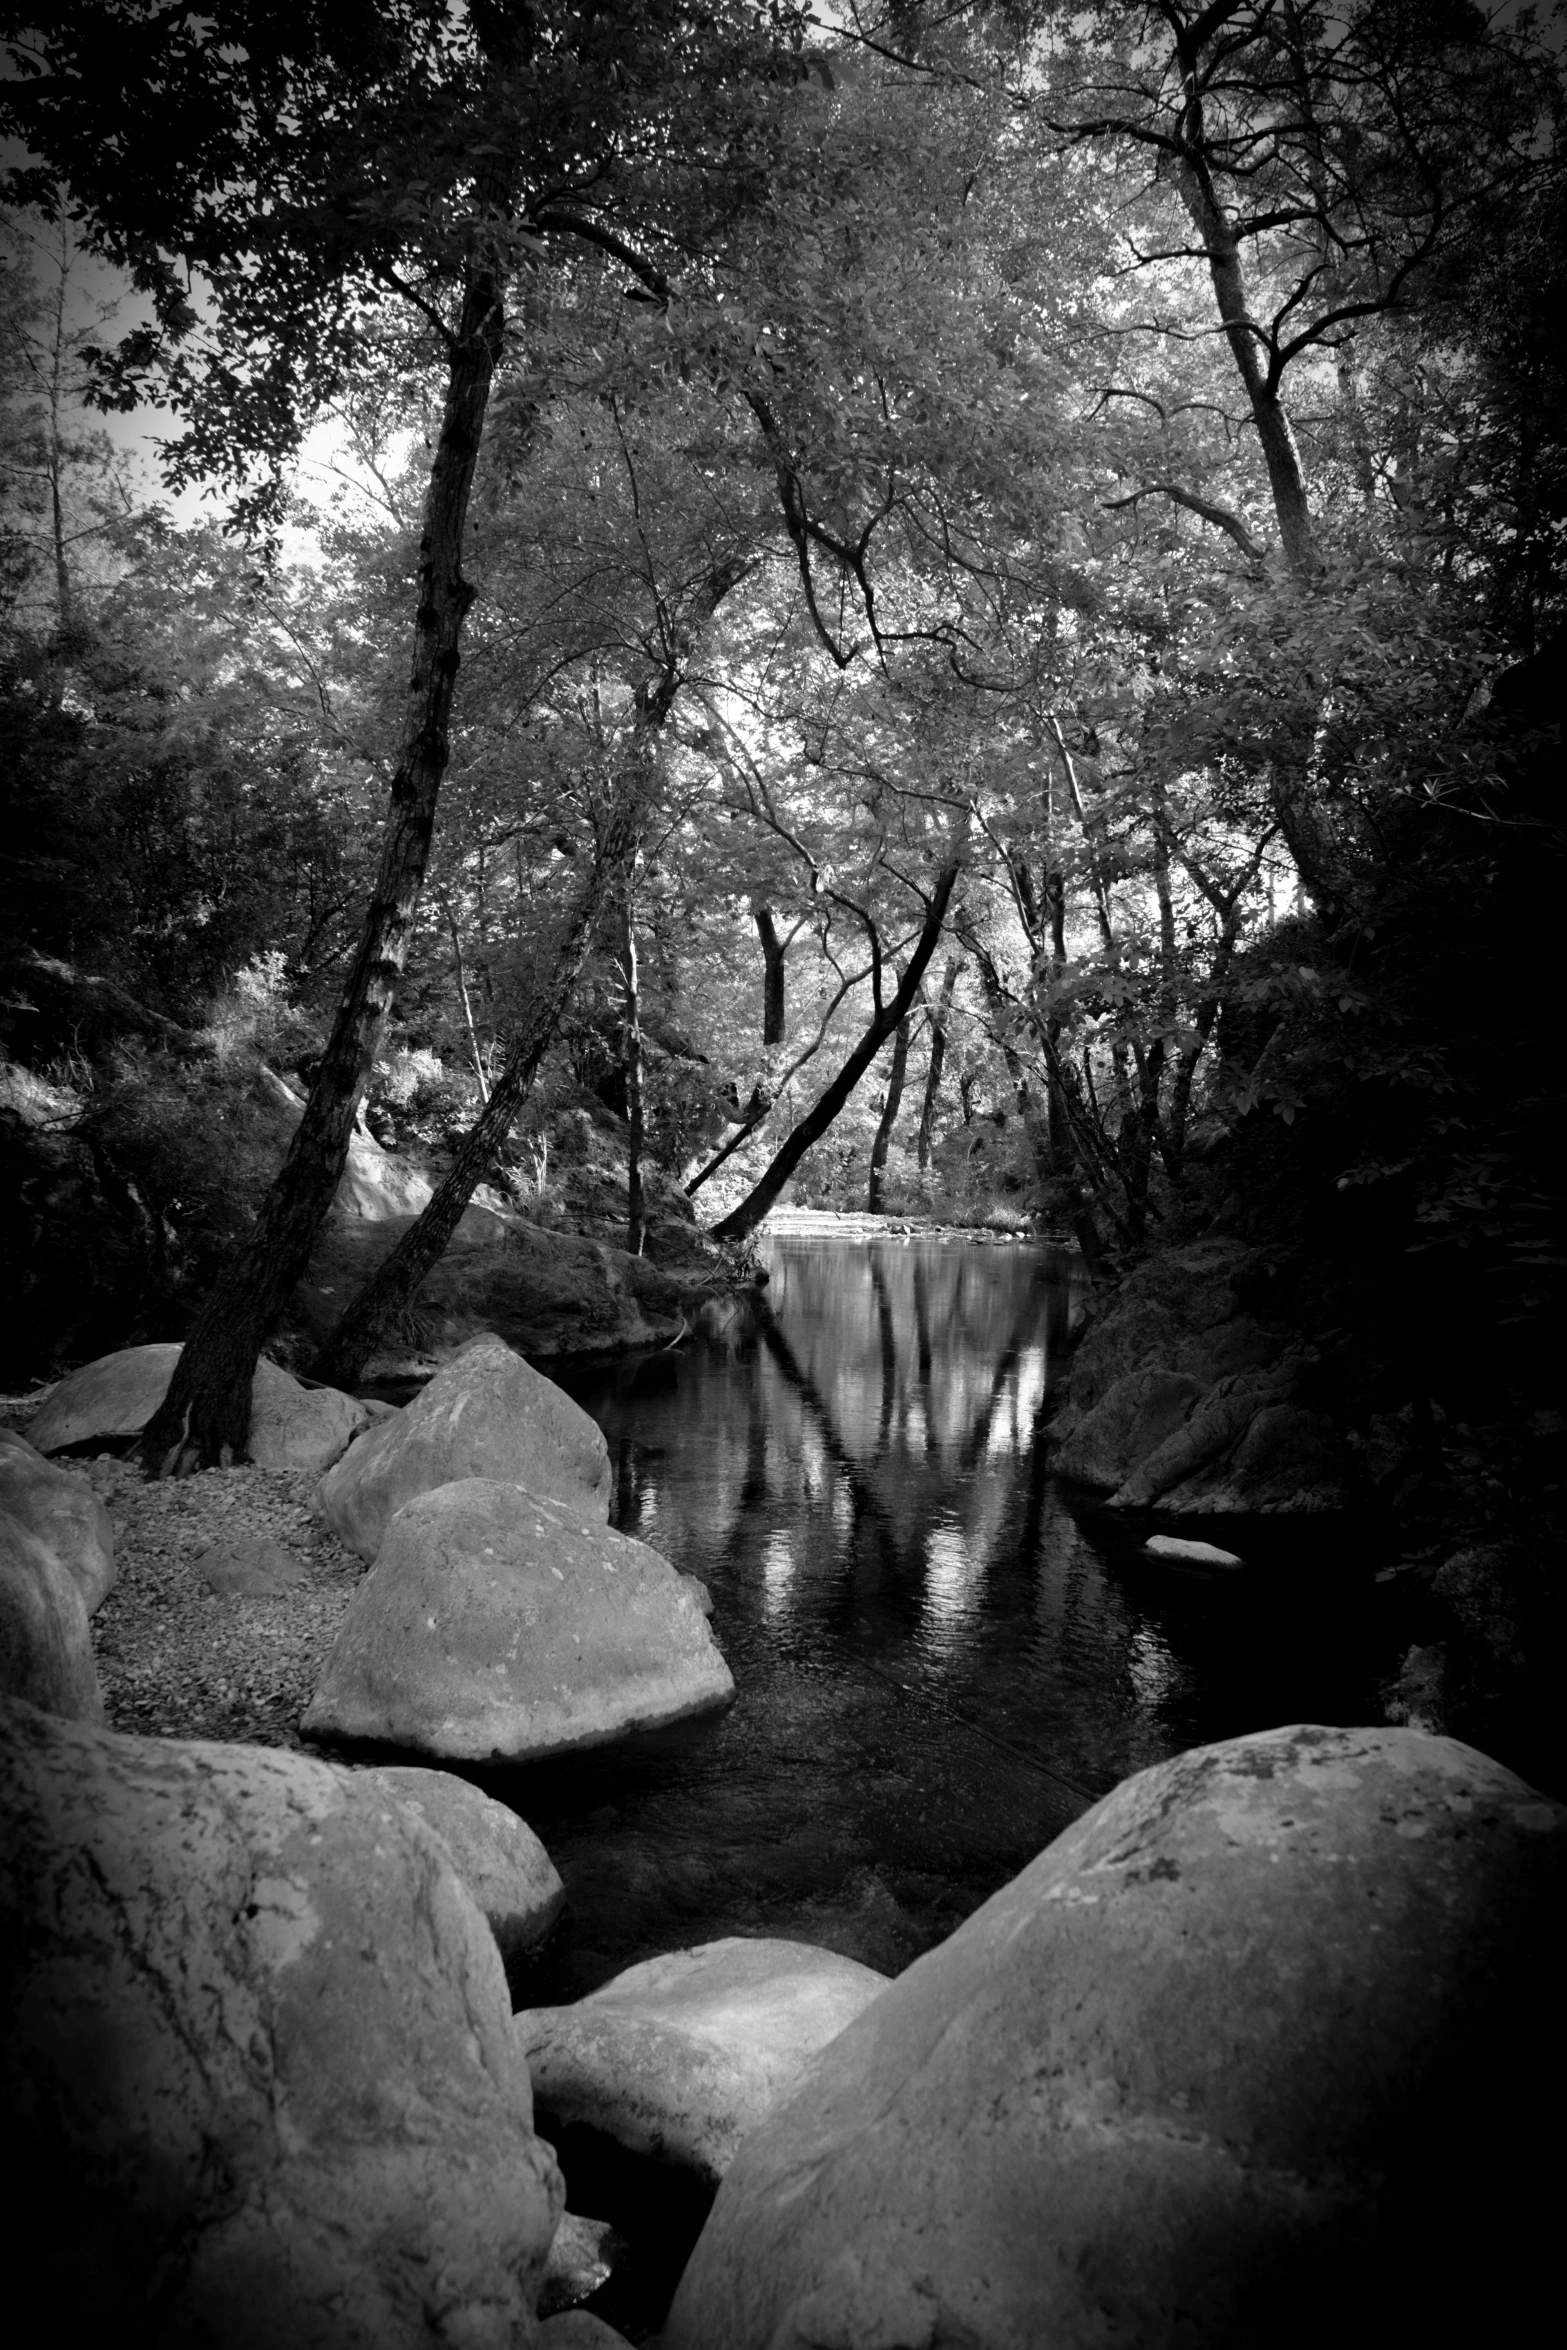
492, 1231, 1415, 2008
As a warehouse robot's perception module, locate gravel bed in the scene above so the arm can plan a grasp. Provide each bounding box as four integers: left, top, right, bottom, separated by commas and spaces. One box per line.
82, 1454, 365, 1750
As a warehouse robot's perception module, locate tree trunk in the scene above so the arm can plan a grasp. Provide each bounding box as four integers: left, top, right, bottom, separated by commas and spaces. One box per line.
754, 901, 788, 1046
964, 930, 1051, 1188
712, 863, 961, 1243
138, 229, 510, 1473
916, 956, 960, 1171
309, 789, 641, 1390
622, 858, 646, 1256
447, 902, 490, 1104
866, 1010, 912, 1213
1175, 159, 1317, 576
307, 552, 757, 1384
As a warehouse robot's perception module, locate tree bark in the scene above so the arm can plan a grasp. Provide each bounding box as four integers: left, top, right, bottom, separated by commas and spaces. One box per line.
622, 858, 646, 1255
1174, 157, 1317, 577
712, 863, 961, 1243
963, 928, 1051, 1188
447, 902, 490, 1104
916, 955, 960, 1171
754, 901, 788, 1045
138, 219, 510, 1472
309, 788, 641, 1388
866, 1009, 912, 1213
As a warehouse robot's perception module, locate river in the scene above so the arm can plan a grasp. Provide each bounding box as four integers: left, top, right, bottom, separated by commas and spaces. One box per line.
497, 1230, 1406, 2007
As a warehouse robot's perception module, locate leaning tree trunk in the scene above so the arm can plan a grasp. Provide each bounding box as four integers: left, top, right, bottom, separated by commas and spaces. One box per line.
866, 1009, 911, 1213
712, 863, 960, 1244
309, 788, 642, 1390
138, 225, 510, 1474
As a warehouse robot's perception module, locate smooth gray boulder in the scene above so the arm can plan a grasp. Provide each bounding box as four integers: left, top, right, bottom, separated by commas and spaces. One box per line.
0, 1699, 563, 2349
518, 1938, 889, 2189
0, 1427, 115, 1610
665, 1725, 1566, 2350
362, 1763, 565, 1959
26, 1342, 369, 1472
303, 1478, 734, 1762
318, 1332, 612, 1563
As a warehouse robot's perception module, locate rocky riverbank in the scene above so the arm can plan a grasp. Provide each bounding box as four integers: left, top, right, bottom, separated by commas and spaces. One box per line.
6, 1329, 1566, 2349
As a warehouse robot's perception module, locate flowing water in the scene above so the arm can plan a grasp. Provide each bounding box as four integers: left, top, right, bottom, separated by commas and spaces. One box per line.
494, 1231, 1411, 2008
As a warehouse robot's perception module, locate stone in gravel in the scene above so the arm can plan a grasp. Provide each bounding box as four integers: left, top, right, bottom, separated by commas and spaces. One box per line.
317, 1331, 612, 1564
517, 1938, 889, 2189
0, 1697, 564, 2349
664, 1725, 1567, 2350
1143, 1533, 1243, 1568
0, 1428, 116, 1611
302, 1478, 733, 1763
27, 1343, 370, 1473
197, 1534, 309, 1597
361, 1763, 565, 1959
1, 1511, 106, 1721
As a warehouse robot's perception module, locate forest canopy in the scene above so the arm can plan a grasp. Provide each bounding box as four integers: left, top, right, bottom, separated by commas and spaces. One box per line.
1, 2, 1562, 1552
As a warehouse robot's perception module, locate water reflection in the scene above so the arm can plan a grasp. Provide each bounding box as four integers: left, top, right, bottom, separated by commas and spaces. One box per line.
519, 1234, 1400, 2001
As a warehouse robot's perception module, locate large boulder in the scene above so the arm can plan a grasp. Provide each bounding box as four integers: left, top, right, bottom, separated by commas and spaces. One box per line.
0, 1699, 563, 2349
1046, 1236, 1363, 1517
0, 1512, 105, 1720
318, 1332, 612, 1564
303, 1478, 735, 1763
362, 1763, 566, 1960
537, 2317, 634, 2348
665, 1725, 1566, 2350
1140, 1398, 1356, 1515
1050, 1366, 1208, 1492
0, 1427, 115, 1610
291, 1214, 692, 1374
26, 1341, 369, 1473
517, 1938, 889, 2191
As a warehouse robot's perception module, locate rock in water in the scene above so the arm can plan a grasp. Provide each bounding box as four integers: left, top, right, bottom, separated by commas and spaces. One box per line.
1143, 1533, 1243, 1568
0, 1511, 105, 1721
26, 1342, 369, 1472
664, 1725, 1566, 2350
518, 1938, 889, 2189
0, 1699, 563, 2349
318, 1331, 612, 1563
0, 1428, 116, 1611
303, 1478, 734, 1762
360, 1763, 566, 1960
